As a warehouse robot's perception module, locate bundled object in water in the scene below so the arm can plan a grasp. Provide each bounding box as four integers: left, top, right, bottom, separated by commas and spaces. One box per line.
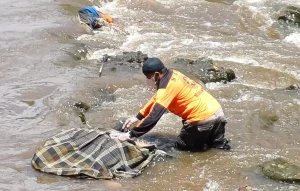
31, 128, 166, 179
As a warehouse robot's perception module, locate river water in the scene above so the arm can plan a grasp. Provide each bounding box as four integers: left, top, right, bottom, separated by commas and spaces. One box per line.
1, 0, 300, 190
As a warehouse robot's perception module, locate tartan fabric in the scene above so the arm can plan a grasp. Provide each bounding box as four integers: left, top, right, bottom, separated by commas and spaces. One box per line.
31, 128, 159, 179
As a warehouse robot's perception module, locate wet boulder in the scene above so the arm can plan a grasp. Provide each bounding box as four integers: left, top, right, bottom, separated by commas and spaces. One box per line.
170, 57, 236, 84
74, 101, 91, 111
101, 51, 148, 73
285, 84, 300, 90
278, 6, 300, 26
261, 158, 300, 182
257, 110, 279, 130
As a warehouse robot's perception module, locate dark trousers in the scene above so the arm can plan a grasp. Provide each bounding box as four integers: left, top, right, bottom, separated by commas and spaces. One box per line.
176, 117, 228, 151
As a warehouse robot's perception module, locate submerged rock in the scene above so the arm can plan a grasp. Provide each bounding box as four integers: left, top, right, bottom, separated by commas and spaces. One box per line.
64, 43, 92, 60
258, 110, 279, 130
170, 57, 236, 83
278, 6, 300, 26
21, 100, 35, 106
261, 158, 300, 182
74, 101, 90, 111
285, 84, 300, 90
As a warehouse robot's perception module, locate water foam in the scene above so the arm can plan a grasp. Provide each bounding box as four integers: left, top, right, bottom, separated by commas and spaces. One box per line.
204, 180, 220, 191
101, 85, 152, 117
284, 32, 300, 48
211, 55, 260, 66
90, 48, 121, 60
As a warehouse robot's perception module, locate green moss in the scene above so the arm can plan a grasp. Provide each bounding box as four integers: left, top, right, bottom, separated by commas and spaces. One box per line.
21, 100, 35, 106
78, 112, 86, 124
258, 111, 279, 129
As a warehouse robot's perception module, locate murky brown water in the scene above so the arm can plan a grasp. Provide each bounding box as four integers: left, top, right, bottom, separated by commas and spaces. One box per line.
1, 0, 300, 190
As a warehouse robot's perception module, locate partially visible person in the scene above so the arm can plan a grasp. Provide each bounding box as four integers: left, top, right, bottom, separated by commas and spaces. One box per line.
119, 57, 231, 151
78, 6, 113, 30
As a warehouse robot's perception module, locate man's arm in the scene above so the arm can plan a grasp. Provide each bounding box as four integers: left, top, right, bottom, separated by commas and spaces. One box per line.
130, 84, 179, 138
130, 102, 167, 138
136, 95, 156, 120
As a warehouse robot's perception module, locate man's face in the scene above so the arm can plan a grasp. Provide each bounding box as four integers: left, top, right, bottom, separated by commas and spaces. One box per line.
145, 72, 159, 89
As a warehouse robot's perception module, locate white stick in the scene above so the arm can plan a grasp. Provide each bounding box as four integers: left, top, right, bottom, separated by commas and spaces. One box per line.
99, 63, 104, 77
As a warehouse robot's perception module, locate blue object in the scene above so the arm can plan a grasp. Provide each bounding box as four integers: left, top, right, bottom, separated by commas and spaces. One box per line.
78, 6, 100, 28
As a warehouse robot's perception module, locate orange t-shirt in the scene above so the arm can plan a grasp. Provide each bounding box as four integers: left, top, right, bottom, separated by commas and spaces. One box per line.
130, 69, 221, 138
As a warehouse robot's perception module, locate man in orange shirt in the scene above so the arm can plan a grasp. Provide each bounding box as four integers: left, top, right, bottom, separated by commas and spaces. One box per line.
120, 57, 230, 151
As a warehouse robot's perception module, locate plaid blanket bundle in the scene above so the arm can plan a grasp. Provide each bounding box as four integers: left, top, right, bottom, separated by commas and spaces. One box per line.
32, 128, 161, 179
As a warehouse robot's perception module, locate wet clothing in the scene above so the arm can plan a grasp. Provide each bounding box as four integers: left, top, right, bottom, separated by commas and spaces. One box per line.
78, 6, 100, 28
101, 13, 113, 24
130, 69, 223, 143
78, 6, 113, 29
31, 128, 163, 179
176, 108, 230, 150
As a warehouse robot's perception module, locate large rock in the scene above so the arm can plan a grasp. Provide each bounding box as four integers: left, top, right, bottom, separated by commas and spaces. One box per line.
278, 6, 300, 26
285, 84, 300, 90
261, 158, 300, 182
100, 52, 236, 84
101, 51, 148, 73
169, 57, 236, 84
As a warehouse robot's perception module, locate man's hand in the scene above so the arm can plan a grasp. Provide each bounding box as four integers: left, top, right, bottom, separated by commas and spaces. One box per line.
118, 132, 131, 141
122, 116, 139, 130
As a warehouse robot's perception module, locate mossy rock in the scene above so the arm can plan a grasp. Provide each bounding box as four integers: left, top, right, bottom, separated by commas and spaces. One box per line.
278, 6, 300, 26
258, 111, 279, 129
78, 112, 86, 124
21, 100, 35, 106
261, 158, 300, 182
